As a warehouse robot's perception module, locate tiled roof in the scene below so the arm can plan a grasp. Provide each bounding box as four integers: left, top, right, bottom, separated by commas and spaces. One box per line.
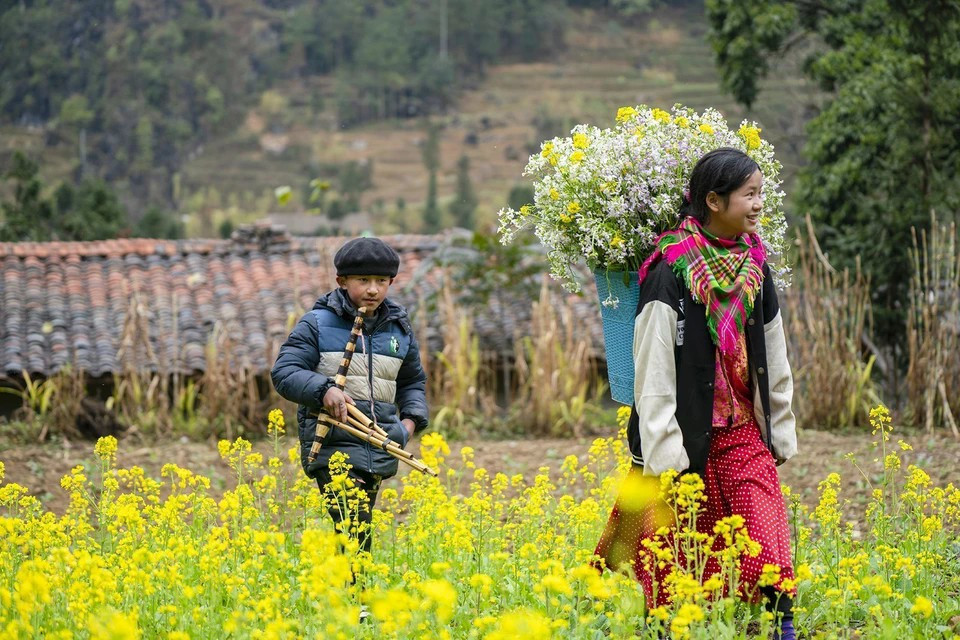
0, 228, 604, 377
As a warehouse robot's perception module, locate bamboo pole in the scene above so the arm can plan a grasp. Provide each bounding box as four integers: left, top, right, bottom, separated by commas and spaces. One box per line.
347, 402, 389, 439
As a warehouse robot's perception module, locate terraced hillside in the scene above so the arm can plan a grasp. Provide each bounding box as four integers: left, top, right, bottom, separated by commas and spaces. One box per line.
5, 5, 813, 234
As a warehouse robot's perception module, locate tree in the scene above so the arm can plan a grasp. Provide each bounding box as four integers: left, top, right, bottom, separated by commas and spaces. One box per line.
338, 160, 374, 212
449, 154, 478, 229
0, 153, 54, 242
423, 173, 442, 233
422, 122, 443, 232
59, 94, 94, 178
136, 207, 185, 239
707, 0, 960, 355
0, 1, 110, 122
508, 184, 536, 211
52, 179, 128, 241
421, 121, 441, 174
1, 152, 128, 242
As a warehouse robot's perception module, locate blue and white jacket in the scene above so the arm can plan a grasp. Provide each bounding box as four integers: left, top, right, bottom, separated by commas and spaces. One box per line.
271, 288, 429, 478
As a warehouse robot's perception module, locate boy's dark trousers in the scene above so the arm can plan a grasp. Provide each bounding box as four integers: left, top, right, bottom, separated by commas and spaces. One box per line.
314, 466, 383, 554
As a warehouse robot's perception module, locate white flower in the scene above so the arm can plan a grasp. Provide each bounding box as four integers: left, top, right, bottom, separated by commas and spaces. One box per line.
498, 104, 791, 291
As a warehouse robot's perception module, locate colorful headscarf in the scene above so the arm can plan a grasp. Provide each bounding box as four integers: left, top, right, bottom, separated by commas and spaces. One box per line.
638, 217, 766, 354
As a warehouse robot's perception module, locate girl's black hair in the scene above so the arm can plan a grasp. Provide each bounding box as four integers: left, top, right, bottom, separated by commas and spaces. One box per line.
678, 148, 760, 224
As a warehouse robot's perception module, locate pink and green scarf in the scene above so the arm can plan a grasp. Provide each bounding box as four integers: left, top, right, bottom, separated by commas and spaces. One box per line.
637, 217, 766, 354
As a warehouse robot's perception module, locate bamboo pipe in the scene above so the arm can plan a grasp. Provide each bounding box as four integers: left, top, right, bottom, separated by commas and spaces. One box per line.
346, 402, 390, 439
342, 413, 421, 466
318, 414, 437, 476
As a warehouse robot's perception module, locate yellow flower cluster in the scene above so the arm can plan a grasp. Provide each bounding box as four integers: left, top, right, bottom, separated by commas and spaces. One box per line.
0, 406, 957, 638
737, 124, 762, 151
790, 407, 960, 638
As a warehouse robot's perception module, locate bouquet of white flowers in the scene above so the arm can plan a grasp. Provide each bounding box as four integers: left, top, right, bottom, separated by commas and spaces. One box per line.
498, 104, 790, 308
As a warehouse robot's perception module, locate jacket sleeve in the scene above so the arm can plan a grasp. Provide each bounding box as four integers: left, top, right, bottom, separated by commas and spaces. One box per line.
634, 292, 690, 476
761, 272, 798, 461
270, 313, 334, 410
396, 332, 429, 432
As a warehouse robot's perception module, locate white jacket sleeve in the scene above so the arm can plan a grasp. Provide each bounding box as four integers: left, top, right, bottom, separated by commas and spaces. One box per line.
634, 300, 690, 475
763, 310, 798, 461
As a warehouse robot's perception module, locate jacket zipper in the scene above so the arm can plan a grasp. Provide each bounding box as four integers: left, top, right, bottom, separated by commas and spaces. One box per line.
362, 311, 396, 473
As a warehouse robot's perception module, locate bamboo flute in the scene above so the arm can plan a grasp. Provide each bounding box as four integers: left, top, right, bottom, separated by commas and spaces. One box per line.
342, 412, 423, 466
318, 414, 437, 476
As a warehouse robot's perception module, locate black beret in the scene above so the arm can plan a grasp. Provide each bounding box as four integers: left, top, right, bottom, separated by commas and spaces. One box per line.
334, 237, 400, 278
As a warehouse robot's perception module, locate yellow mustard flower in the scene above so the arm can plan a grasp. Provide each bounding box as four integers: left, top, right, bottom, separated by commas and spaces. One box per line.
94, 436, 118, 463
88, 609, 140, 640
616, 106, 637, 123
483, 609, 552, 640
737, 124, 762, 150
652, 108, 671, 124
910, 596, 933, 618
267, 409, 285, 436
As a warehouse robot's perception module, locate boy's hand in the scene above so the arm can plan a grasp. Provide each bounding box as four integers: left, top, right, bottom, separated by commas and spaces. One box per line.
323, 387, 355, 422
401, 419, 416, 441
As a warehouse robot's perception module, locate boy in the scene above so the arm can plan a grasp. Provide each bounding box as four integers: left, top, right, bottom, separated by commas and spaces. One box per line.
271, 236, 428, 553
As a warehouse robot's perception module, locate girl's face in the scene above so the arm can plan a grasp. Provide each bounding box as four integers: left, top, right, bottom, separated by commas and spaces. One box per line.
337, 275, 393, 317
704, 169, 763, 239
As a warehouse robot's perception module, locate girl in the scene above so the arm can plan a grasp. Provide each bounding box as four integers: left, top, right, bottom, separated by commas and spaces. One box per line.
594, 148, 798, 640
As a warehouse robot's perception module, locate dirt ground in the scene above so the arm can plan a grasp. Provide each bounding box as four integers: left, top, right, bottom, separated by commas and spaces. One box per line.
2, 427, 958, 523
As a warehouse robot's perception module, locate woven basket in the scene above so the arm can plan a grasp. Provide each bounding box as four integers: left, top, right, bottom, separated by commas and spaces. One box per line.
593, 270, 641, 405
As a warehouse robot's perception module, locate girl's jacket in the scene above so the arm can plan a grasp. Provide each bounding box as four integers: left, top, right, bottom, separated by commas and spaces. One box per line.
271, 288, 428, 479
628, 260, 797, 476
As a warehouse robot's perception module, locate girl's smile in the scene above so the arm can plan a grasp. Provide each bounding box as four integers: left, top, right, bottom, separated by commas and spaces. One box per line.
705, 169, 764, 239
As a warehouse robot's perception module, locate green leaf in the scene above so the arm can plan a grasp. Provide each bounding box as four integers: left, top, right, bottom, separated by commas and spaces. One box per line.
274, 186, 292, 206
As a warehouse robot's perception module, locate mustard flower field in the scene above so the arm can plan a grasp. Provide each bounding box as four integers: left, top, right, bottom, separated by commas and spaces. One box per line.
1, 407, 958, 639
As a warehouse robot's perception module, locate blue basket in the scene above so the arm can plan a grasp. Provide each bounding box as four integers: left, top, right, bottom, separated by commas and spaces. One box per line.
593, 269, 640, 405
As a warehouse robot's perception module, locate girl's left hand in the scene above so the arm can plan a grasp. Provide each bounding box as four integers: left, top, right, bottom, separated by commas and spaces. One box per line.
402, 418, 416, 440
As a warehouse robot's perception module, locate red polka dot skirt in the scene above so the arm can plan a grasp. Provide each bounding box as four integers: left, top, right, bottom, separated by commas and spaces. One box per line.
594, 420, 796, 606
594, 335, 795, 605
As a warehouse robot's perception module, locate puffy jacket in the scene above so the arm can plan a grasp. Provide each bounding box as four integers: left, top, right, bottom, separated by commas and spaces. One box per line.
271, 288, 429, 478
628, 260, 797, 476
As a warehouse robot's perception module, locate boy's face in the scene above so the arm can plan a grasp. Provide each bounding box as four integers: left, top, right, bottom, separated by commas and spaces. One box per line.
337, 275, 394, 316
